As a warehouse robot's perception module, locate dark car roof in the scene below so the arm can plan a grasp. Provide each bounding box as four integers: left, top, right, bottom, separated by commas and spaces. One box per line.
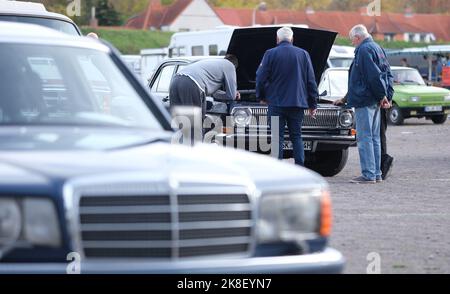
227, 26, 337, 90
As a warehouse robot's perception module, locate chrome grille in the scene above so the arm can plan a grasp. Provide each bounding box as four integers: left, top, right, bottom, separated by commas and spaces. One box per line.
250, 107, 339, 128
78, 190, 252, 259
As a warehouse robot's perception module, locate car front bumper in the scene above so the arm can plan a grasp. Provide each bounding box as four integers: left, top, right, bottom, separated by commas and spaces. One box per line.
215, 132, 356, 153
0, 248, 344, 274
401, 106, 450, 117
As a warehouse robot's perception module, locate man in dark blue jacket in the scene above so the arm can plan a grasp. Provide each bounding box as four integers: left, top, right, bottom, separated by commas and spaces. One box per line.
256, 26, 318, 166
346, 24, 391, 184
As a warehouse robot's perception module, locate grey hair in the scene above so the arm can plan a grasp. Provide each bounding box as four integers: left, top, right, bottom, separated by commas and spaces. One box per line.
349, 24, 370, 39
277, 26, 293, 42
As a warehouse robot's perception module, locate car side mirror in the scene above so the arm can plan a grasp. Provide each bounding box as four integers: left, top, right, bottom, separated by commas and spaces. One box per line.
320, 90, 328, 97
171, 106, 203, 145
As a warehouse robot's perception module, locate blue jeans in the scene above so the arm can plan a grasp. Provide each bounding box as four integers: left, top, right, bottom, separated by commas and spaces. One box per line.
355, 104, 382, 180
268, 106, 305, 166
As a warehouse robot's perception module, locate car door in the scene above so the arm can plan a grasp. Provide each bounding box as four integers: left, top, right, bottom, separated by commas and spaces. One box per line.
150, 63, 177, 108
150, 61, 189, 108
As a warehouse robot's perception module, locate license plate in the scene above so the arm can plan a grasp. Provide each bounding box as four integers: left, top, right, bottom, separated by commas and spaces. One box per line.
425, 106, 442, 112
283, 141, 312, 151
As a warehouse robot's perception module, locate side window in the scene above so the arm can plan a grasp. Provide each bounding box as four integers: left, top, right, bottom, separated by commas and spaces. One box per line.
192, 46, 204, 56
154, 65, 176, 93
209, 45, 218, 56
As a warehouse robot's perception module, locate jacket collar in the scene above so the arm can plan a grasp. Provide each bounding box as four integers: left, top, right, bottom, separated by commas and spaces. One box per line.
354, 37, 373, 54
278, 41, 293, 47
356, 37, 373, 50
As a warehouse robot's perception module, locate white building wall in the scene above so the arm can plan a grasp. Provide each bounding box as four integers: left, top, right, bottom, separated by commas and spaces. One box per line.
168, 0, 224, 32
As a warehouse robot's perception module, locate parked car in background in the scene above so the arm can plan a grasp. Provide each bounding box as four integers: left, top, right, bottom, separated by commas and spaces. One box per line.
0, 22, 344, 274
318, 67, 349, 101
326, 45, 354, 69
150, 26, 356, 177
316, 66, 450, 126
388, 67, 450, 125
0, 0, 81, 35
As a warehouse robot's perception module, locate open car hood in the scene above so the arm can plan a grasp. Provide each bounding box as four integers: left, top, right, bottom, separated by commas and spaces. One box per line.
227, 26, 337, 90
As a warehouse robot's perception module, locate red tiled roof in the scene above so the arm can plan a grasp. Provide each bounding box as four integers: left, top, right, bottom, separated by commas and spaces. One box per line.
125, 0, 192, 30
125, 1, 450, 41
214, 8, 450, 41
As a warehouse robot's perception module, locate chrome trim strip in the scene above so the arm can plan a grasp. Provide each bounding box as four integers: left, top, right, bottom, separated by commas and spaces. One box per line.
82, 237, 252, 248
80, 220, 253, 232
79, 206, 172, 214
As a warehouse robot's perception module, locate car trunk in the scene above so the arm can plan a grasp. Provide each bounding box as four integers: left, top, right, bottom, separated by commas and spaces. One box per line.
226, 26, 338, 102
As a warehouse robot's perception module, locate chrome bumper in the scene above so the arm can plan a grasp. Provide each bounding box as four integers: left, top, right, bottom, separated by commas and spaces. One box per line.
0, 248, 344, 274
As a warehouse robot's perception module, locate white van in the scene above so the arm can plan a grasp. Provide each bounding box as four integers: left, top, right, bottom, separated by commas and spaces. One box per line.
168, 26, 236, 57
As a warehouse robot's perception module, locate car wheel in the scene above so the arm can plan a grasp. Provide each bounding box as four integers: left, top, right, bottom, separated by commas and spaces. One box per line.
431, 114, 447, 124
305, 149, 349, 177
388, 104, 404, 125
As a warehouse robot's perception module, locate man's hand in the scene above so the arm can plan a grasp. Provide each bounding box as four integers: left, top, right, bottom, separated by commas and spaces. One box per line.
333, 98, 345, 106
380, 97, 391, 109
235, 91, 241, 101
309, 108, 317, 118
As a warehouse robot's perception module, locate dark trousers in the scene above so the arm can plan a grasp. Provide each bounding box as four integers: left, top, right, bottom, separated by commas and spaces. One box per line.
169, 75, 206, 119
380, 108, 394, 179
381, 108, 387, 157
268, 106, 305, 166
169, 75, 205, 143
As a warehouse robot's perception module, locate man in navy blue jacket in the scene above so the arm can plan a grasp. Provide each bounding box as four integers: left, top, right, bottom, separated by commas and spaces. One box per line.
346, 24, 392, 184
256, 27, 318, 166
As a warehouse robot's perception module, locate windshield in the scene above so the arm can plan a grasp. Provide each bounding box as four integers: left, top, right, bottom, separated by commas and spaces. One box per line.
0, 15, 80, 36
329, 58, 354, 68
0, 44, 162, 130
319, 70, 348, 97
392, 69, 426, 85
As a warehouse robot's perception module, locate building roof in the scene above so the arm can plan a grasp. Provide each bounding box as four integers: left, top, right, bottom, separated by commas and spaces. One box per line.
125, 0, 450, 41
125, 0, 193, 30
215, 8, 450, 41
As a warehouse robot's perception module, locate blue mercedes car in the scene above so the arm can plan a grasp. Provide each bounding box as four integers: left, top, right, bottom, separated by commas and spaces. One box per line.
0, 22, 344, 274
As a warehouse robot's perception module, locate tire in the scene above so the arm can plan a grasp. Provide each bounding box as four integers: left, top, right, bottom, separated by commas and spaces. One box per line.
305, 149, 349, 177
387, 104, 404, 125
431, 114, 447, 124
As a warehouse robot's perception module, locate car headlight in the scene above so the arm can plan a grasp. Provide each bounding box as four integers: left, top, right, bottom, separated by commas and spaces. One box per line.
23, 199, 61, 247
339, 111, 354, 128
232, 107, 252, 127
257, 190, 327, 244
444, 95, 450, 101
0, 199, 22, 245
410, 96, 420, 102
0, 198, 61, 248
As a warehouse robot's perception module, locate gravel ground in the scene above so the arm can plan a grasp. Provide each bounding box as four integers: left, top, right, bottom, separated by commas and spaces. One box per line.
327, 117, 450, 274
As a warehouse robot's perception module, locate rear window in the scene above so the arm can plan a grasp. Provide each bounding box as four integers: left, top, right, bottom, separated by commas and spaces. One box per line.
0, 15, 80, 36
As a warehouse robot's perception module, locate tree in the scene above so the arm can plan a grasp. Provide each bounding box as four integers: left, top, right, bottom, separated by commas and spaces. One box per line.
96, 0, 121, 26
